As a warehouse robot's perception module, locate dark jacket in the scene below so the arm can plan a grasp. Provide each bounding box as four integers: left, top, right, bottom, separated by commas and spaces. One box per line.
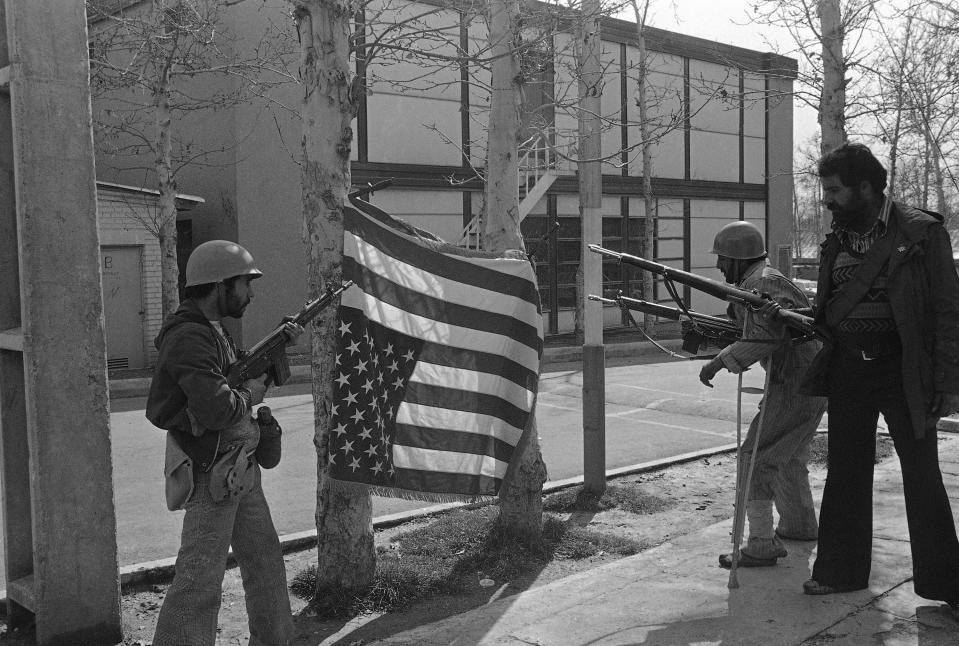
802, 202, 959, 437
146, 299, 252, 469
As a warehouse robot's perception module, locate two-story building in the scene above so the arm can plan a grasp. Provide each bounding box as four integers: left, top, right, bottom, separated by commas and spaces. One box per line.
92, 0, 797, 363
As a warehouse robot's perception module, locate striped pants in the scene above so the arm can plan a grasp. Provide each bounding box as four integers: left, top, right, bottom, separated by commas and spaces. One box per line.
153, 464, 294, 646
740, 376, 826, 539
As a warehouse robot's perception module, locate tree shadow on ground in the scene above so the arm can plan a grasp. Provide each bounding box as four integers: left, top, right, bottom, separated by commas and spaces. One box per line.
287, 499, 640, 645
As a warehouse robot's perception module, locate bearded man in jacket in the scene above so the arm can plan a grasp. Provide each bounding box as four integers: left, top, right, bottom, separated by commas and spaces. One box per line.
794, 143, 959, 607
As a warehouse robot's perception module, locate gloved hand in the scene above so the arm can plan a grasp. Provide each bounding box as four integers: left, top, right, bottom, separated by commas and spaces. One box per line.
242, 375, 269, 406
699, 356, 725, 388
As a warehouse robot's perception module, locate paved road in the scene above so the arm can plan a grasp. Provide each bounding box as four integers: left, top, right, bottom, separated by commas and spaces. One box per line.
2, 354, 771, 587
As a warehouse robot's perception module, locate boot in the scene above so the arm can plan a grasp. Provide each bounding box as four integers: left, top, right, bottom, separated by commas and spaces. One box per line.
719, 500, 784, 569
719, 536, 787, 569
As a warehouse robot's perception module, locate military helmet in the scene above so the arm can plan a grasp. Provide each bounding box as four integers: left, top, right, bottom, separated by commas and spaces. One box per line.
184, 240, 263, 287
710, 221, 766, 260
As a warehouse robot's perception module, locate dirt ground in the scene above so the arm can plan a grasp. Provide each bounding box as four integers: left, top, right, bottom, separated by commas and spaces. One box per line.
0, 435, 894, 646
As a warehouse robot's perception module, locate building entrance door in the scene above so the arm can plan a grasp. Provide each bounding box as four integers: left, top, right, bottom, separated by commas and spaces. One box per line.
101, 246, 145, 369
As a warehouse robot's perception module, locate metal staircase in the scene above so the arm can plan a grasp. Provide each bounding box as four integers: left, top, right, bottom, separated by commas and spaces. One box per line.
461, 132, 563, 250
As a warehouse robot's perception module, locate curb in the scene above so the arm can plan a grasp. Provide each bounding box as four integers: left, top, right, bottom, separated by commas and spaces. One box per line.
116, 441, 738, 591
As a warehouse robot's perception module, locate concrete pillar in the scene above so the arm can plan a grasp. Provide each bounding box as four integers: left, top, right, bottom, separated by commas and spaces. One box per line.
0, 1, 122, 643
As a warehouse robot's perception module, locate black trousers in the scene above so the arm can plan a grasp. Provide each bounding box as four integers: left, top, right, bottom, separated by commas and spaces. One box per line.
811, 352, 959, 601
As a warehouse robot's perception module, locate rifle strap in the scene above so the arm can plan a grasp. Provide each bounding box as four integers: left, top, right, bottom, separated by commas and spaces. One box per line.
620, 303, 693, 361
823, 222, 896, 328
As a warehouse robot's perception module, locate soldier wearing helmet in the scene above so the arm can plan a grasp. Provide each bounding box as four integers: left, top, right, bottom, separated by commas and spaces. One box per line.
146, 240, 299, 645
699, 221, 826, 569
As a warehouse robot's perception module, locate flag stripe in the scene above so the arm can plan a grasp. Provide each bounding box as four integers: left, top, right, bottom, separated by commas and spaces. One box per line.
343, 255, 542, 353
394, 424, 516, 463
392, 445, 508, 479
396, 402, 525, 446
410, 361, 534, 412
345, 206, 540, 307
393, 468, 500, 497
404, 381, 529, 430
418, 340, 536, 391
345, 232, 542, 333
339, 295, 541, 374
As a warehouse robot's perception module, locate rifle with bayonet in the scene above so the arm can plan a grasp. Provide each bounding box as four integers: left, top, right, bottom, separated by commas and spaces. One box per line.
349, 178, 393, 201
227, 281, 354, 388
587, 244, 819, 339
588, 293, 741, 353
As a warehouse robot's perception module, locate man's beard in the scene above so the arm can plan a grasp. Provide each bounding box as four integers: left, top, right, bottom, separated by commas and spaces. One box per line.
829, 194, 868, 229
222, 287, 250, 318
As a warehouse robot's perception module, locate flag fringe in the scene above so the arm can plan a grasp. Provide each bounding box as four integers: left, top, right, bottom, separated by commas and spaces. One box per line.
325, 477, 496, 505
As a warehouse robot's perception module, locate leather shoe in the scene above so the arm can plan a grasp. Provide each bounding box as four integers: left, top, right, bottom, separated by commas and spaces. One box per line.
719, 551, 777, 569
802, 579, 864, 595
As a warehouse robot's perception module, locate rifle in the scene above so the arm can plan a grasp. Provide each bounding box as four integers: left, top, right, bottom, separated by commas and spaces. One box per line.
587, 244, 818, 338
227, 281, 354, 388
349, 178, 393, 201
589, 293, 740, 353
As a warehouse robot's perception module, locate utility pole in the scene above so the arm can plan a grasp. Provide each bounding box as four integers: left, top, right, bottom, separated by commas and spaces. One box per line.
579, 0, 606, 495
0, 1, 122, 643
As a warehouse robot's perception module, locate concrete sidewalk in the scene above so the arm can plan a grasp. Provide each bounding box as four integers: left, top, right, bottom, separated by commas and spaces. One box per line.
367, 435, 959, 646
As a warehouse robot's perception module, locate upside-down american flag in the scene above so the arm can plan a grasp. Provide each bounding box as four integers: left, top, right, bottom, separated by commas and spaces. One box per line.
326, 199, 543, 502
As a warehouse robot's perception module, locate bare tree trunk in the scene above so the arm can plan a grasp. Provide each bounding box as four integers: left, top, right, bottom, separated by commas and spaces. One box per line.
933, 142, 948, 218
155, 79, 180, 319
294, 0, 374, 600
922, 129, 931, 209
886, 16, 913, 199
485, 0, 521, 253
818, 0, 846, 153
486, 0, 546, 542
632, 0, 655, 326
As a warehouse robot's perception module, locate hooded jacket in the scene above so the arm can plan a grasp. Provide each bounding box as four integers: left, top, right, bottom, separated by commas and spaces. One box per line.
802, 202, 959, 438
146, 299, 252, 470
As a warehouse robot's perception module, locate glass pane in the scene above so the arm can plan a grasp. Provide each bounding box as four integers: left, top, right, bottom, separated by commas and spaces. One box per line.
557, 285, 577, 308
556, 217, 581, 238
556, 264, 579, 286
627, 239, 649, 257
602, 217, 623, 238
601, 261, 621, 284
535, 264, 550, 286
557, 240, 580, 262
521, 216, 547, 237
601, 238, 623, 253
538, 289, 550, 311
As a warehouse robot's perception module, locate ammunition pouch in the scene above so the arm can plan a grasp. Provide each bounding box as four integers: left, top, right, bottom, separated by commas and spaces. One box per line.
164, 432, 195, 511
208, 443, 256, 503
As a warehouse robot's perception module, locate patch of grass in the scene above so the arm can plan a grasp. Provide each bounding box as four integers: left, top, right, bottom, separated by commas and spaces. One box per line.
808, 432, 896, 466
544, 516, 648, 560
543, 483, 673, 515
291, 504, 646, 618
